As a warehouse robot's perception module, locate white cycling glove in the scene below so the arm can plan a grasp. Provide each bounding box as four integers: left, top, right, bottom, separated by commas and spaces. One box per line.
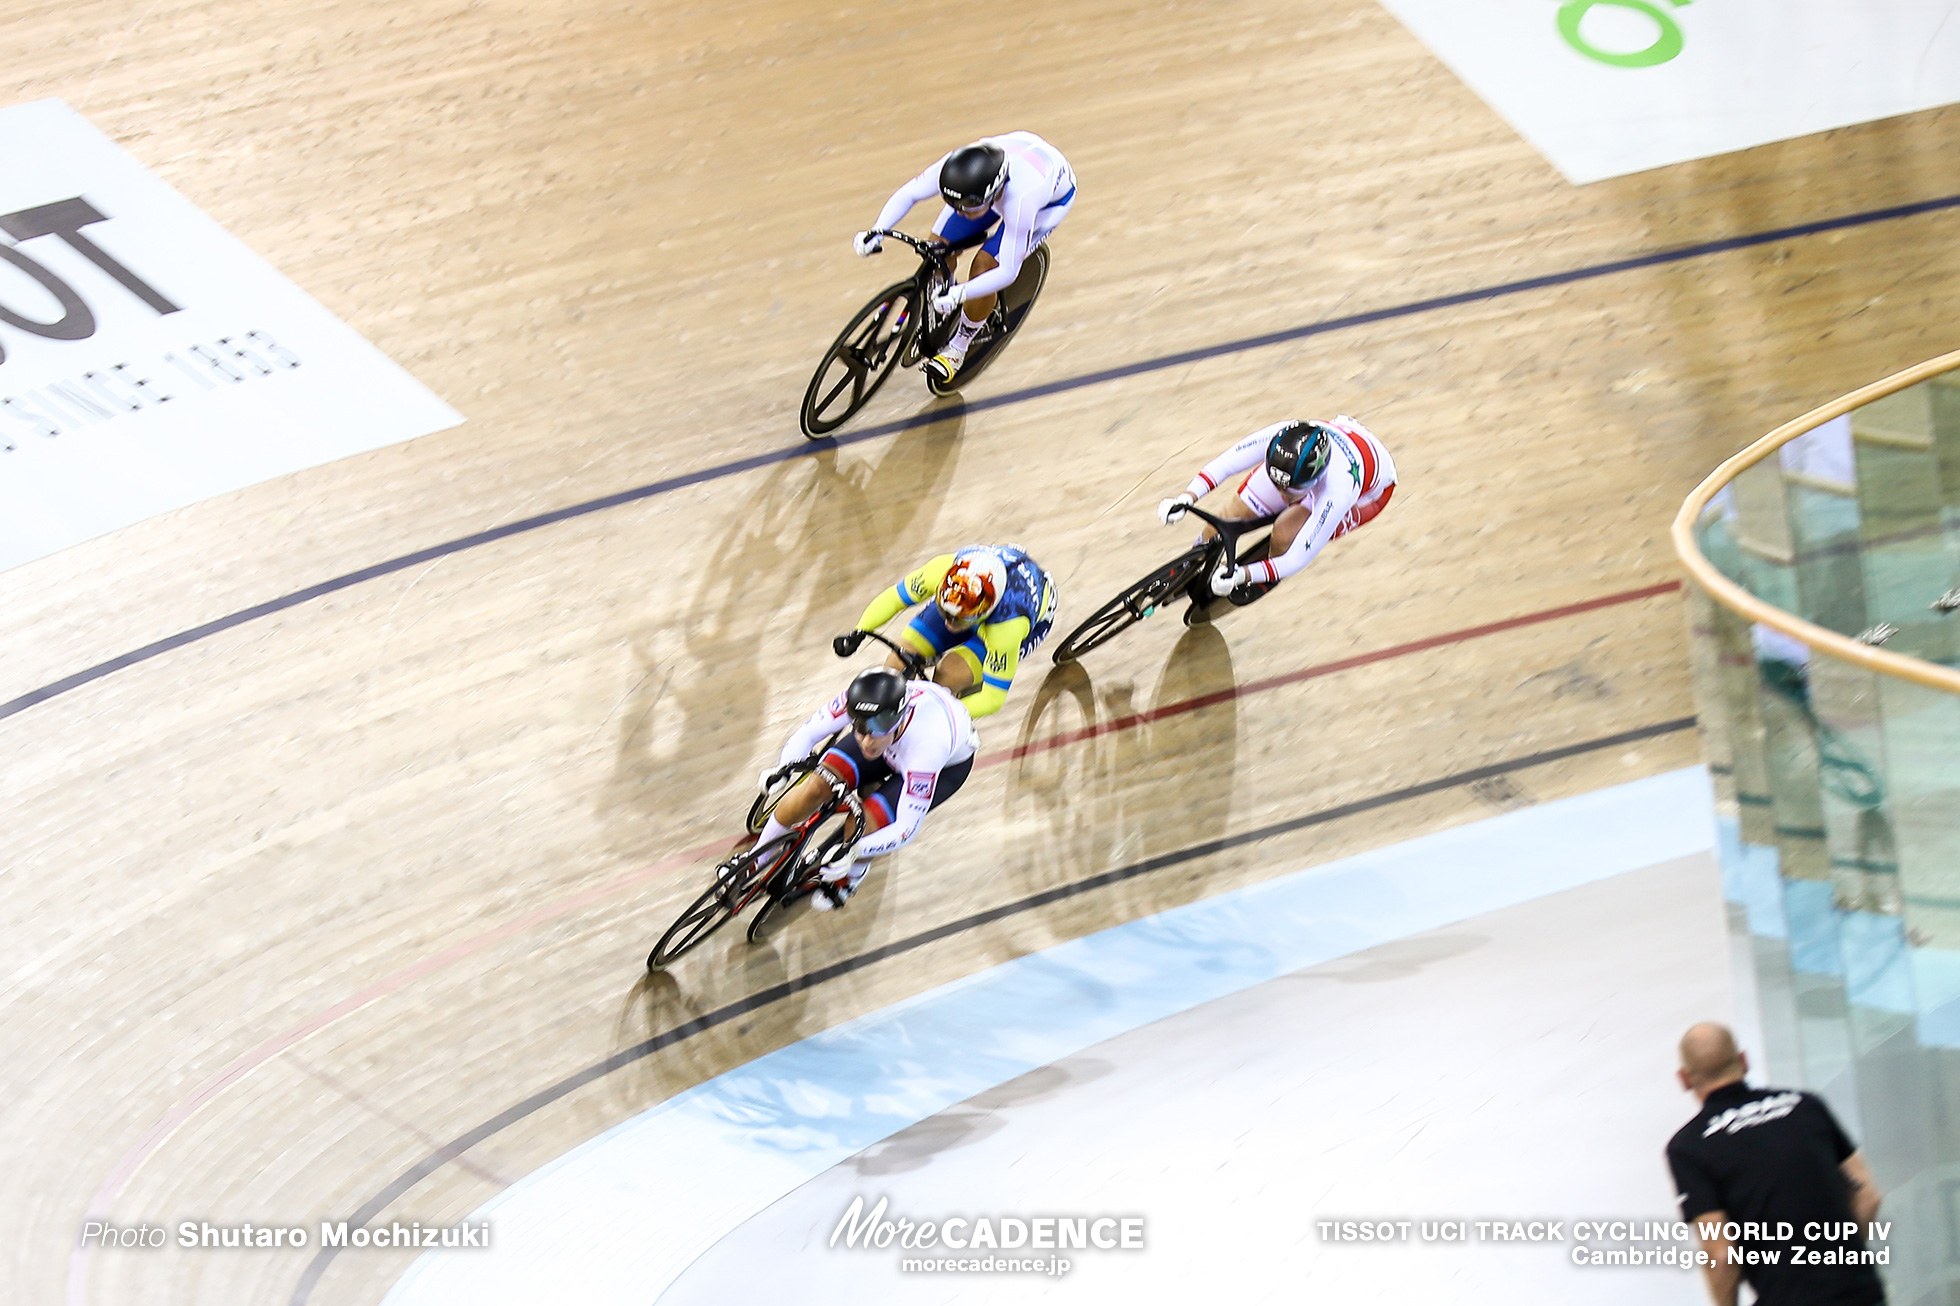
1211, 564, 1250, 597
1158, 493, 1195, 525
930, 283, 965, 315
810, 839, 860, 884
853, 231, 883, 257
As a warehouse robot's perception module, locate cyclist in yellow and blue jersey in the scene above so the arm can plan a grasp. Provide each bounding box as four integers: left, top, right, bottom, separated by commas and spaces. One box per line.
832, 544, 1057, 720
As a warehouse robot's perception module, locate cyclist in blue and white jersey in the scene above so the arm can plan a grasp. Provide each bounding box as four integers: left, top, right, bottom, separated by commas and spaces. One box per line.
854, 131, 1076, 385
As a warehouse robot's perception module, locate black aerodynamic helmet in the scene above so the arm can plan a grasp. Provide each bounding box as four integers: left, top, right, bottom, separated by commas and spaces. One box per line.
845, 667, 909, 736
1264, 420, 1334, 490
939, 143, 1008, 210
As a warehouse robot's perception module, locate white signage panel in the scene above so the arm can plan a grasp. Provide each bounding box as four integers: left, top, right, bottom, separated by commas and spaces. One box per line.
0, 99, 462, 572
1375, 1, 1960, 183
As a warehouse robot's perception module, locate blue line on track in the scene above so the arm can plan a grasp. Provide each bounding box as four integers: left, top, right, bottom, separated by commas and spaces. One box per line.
286, 717, 1698, 1304
8, 189, 1960, 724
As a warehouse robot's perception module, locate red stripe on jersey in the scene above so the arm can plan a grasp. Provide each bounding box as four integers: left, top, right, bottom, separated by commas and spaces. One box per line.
821, 747, 859, 788
1336, 427, 1379, 491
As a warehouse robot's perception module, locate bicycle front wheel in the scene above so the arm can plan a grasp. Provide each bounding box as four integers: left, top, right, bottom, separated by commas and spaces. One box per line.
1052, 548, 1206, 664
745, 875, 818, 944
746, 764, 806, 834
647, 835, 795, 969
800, 280, 921, 438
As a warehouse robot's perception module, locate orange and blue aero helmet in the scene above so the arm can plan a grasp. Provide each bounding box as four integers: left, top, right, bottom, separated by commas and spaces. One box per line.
936, 552, 1007, 630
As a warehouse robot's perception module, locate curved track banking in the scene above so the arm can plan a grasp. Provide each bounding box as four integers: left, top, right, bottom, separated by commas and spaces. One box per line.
7, 187, 1960, 724
12, 4, 1960, 1306
290, 717, 1695, 1304
70, 578, 1685, 1306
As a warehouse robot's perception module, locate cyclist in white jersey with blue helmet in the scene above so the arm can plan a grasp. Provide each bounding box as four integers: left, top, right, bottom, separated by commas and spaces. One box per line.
855, 131, 1076, 385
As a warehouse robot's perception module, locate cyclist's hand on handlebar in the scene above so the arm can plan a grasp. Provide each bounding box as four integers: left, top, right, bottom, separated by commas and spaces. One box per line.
930, 283, 964, 315
1158, 492, 1195, 525
833, 630, 868, 658
1211, 564, 1249, 597
853, 231, 883, 257
760, 765, 789, 794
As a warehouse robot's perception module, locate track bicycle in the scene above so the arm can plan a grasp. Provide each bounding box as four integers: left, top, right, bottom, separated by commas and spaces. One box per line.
798, 228, 1051, 438
1051, 504, 1277, 663
647, 631, 929, 969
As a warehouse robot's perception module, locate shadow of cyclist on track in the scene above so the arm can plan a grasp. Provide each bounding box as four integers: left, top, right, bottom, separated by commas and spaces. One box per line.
1001, 623, 1241, 948
597, 409, 964, 869
602, 414, 972, 1086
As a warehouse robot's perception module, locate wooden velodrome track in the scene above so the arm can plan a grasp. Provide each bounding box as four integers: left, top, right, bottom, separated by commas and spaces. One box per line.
7, 1, 1960, 1302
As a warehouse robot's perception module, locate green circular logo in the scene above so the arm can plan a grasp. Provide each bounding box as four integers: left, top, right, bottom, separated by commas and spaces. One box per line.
1557, 0, 1685, 68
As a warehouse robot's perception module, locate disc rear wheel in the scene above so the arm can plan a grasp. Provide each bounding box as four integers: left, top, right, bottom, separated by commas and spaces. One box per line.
929, 243, 1050, 395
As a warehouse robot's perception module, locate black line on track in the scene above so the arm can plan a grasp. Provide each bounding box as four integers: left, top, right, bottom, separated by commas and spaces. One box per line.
288, 714, 1695, 1304
8, 187, 1960, 724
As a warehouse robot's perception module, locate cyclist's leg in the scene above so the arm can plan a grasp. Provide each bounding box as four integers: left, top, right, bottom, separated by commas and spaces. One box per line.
825, 754, 972, 910
1236, 536, 1274, 569
889, 605, 955, 673
927, 754, 975, 809
931, 207, 997, 319
932, 631, 987, 698
1220, 503, 1309, 608
963, 192, 1070, 324
812, 753, 900, 909
858, 767, 901, 838
1267, 502, 1312, 554
763, 751, 853, 833
767, 731, 894, 837
925, 211, 1000, 377
859, 752, 972, 838
893, 603, 987, 698
964, 244, 1002, 322
1333, 480, 1395, 538
932, 206, 996, 248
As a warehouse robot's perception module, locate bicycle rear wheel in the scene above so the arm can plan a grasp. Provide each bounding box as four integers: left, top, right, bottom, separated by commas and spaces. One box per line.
647, 835, 794, 969
800, 280, 921, 438
924, 243, 1049, 396
1052, 547, 1206, 663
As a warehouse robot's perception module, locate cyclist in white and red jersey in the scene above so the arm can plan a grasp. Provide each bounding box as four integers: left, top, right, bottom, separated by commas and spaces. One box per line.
1159, 416, 1396, 620
855, 131, 1076, 385
751, 666, 977, 911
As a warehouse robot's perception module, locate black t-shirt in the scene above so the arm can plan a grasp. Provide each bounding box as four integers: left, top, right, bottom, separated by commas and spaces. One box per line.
1666, 1082, 1884, 1306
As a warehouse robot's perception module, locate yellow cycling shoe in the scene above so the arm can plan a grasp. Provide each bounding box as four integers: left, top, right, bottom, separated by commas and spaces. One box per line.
924, 351, 964, 386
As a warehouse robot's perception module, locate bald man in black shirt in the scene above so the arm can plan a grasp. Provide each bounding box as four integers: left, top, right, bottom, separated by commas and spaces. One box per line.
1666, 1023, 1885, 1306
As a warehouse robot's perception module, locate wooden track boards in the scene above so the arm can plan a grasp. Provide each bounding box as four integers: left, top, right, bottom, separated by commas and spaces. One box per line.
6, 2, 1960, 1302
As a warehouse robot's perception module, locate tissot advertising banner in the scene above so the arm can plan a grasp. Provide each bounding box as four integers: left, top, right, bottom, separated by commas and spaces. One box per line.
1377, 1, 1960, 183
0, 99, 462, 572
